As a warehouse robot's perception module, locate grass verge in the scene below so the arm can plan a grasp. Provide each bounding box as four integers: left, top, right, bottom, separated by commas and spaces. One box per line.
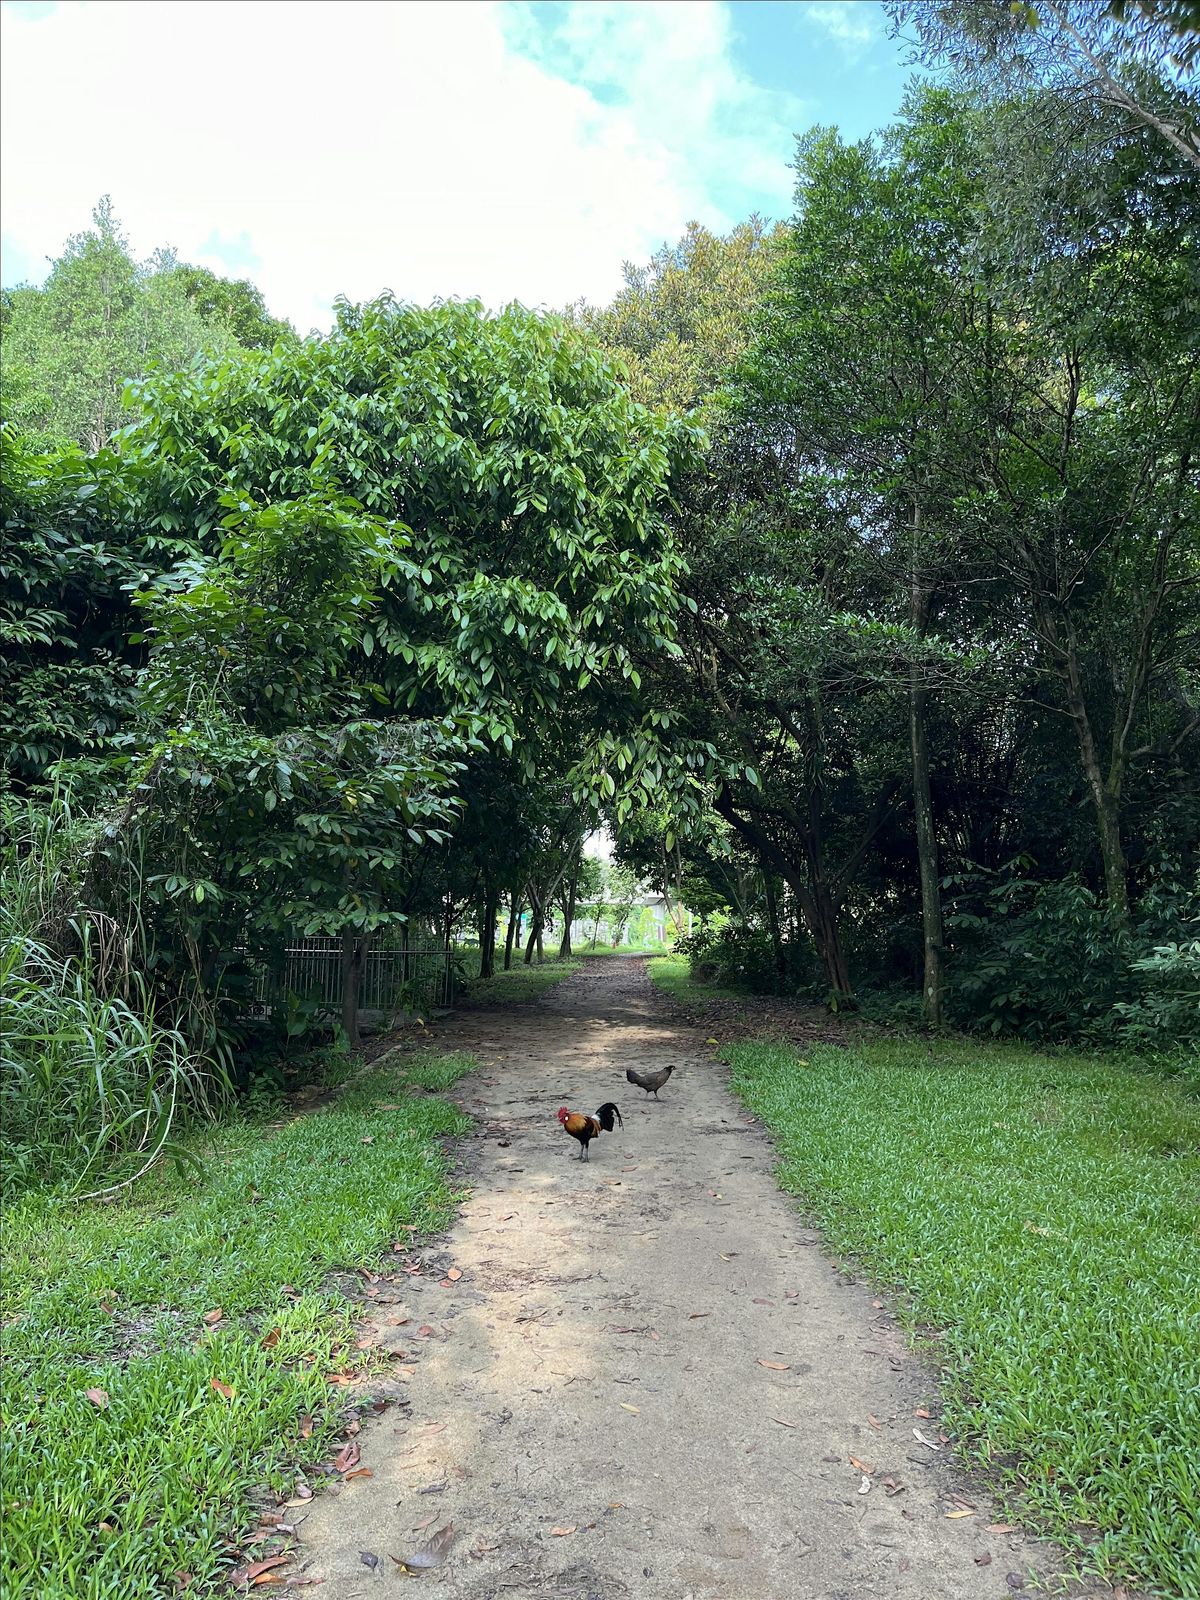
0, 1049, 474, 1600
728, 1035, 1200, 1598
643, 951, 745, 1005
464, 956, 580, 1005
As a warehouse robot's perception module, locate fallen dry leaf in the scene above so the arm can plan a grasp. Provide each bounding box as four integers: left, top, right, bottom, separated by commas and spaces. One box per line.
976, 1552, 993, 1567
758, 1360, 790, 1371
260, 1328, 281, 1350
391, 1523, 456, 1572
345, 1467, 373, 1481
445, 1268, 462, 1282
986, 1523, 1018, 1534
250, 1577, 285, 1589
867, 1414, 882, 1430
945, 1508, 974, 1519
244, 1556, 290, 1582
202, 1308, 223, 1327
550, 1526, 576, 1537
688, 1312, 711, 1319
84, 1387, 109, 1410
619, 1402, 640, 1414
334, 1439, 361, 1474
209, 1378, 234, 1401
912, 1427, 941, 1450
914, 1406, 932, 1419
849, 1456, 874, 1474
771, 1417, 796, 1428
298, 1415, 313, 1439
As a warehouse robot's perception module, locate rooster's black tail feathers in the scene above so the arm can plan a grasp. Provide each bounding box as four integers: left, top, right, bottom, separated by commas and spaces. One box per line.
595, 1102, 623, 1133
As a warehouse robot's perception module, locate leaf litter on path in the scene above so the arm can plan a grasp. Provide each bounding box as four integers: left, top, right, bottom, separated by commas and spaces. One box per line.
391, 1523, 456, 1573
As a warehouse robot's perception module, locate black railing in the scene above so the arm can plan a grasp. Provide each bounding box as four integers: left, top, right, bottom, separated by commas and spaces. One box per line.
252, 940, 459, 1015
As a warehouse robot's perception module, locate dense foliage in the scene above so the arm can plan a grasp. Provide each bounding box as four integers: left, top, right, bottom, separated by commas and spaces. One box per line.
606, 72, 1198, 1045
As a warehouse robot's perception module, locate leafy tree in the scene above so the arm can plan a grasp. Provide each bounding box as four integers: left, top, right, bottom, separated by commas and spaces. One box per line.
161, 263, 292, 349
112, 493, 464, 1049
892, 0, 1200, 168
0, 429, 145, 791
572, 218, 785, 416
86, 295, 696, 1042
0, 199, 291, 453
0, 199, 231, 451
739, 90, 992, 1019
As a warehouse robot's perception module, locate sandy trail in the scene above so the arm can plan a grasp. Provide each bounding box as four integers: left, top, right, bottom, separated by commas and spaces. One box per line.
292, 956, 1103, 1600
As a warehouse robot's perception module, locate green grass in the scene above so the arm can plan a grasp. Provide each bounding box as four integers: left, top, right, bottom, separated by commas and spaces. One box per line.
398, 1048, 477, 1092
0, 1053, 474, 1599
728, 1036, 1200, 1598
464, 956, 581, 1004
644, 951, 745, 1005
575, 942, 661, 956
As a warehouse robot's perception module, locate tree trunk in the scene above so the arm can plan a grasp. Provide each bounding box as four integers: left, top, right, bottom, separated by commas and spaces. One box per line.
713, 784, 855, 1001
478, 887, 498, 979
910, 681, 944, 1025
762, 872, 787, 980
524, 886, 544, 965
503, 889, 521, 970
558, 867, 578, 960
339, 928, 366, 1047
909, 537, 945, 1027
798, 875, 854, 1000
1053, 608, 1131, 928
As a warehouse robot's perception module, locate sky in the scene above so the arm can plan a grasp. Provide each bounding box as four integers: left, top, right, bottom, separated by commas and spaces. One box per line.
0, 0, 914, 332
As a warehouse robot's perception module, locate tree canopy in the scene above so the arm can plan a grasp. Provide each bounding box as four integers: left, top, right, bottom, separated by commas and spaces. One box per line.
3, 24, 1197, 1077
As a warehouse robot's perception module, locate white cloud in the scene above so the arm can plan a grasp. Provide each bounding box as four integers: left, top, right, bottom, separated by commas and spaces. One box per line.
0, 0, 805, 330
800, 1, 880, 62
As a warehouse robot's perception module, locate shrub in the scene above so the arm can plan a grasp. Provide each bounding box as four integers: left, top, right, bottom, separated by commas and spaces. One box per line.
675, 923, 819, 995
945, 864, 1200, 1055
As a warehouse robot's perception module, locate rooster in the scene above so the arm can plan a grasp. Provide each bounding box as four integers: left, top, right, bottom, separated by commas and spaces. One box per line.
556, 1102, 623, 1161
626, 1063, 675, 1099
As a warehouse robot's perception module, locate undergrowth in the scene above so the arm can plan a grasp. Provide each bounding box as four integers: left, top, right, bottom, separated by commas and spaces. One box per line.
643, 951, 745, 1005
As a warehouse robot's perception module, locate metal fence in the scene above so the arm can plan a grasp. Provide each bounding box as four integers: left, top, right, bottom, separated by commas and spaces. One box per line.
251, 939, 459, 1015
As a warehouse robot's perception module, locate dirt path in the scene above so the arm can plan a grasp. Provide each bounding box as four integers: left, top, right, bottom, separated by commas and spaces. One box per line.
291, 957, 1099, 1599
